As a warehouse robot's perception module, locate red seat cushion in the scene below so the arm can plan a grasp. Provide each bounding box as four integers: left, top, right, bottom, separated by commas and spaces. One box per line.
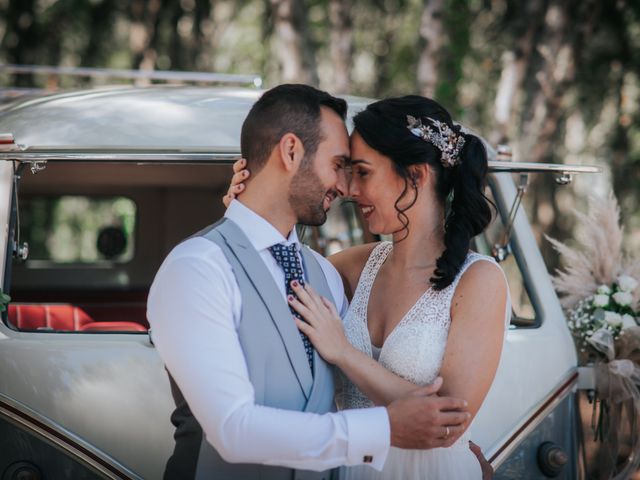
8, 304, 47, 330
48, 305, 94, 330
80, 321, 147, 332
7, 303, 147, 332
8, 304, 93, 330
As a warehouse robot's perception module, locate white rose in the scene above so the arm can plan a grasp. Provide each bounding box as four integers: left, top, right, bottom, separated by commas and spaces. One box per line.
593, 294, 610, 307
597, 284, 612, 295
621, 314, 637, 330
612, 291, 633, 307
604, 311, 622, 327
617, 275, 639, 293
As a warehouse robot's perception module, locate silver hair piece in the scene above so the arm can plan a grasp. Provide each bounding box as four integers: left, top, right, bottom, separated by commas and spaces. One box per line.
406, 115, 465, 168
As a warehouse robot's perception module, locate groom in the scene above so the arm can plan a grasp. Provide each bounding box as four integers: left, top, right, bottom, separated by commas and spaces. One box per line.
147, 84, 471, 479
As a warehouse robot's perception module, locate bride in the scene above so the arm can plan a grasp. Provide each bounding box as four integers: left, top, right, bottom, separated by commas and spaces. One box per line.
226, 95, 510, 479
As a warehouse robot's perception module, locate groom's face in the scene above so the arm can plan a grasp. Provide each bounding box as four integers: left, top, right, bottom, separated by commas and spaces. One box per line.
289, 107, 349, 226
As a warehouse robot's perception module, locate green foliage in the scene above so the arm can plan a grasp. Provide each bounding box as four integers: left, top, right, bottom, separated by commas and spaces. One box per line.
0, 288, 10, 313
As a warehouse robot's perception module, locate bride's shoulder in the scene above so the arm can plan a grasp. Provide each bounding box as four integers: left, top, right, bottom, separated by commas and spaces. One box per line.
327, 242, 382, 300
458, 253, 507, 286
451, 254, 508, 318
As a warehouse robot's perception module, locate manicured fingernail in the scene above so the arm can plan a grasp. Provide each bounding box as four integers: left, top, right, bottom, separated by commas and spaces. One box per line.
288, 294, 294, 301
243, 170, 248, 177
291, 280, 299, 287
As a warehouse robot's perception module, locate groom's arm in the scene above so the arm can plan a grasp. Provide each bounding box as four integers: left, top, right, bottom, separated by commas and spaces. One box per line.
147, 238, 390, 472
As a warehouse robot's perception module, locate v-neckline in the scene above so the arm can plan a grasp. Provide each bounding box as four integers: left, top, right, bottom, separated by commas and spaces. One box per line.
363, 242, 434, 353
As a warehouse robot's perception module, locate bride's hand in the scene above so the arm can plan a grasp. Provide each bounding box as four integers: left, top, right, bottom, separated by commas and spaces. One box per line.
222, 158, 250, 207
288, 280, 352, 365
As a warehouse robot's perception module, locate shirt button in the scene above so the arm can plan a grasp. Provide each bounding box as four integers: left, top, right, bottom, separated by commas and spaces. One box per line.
363, 455, 373, 463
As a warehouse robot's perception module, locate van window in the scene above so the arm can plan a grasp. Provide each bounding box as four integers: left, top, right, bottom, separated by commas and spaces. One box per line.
4, 161, 229, 334
476, 187, 538, 327
20, 195, 136, 265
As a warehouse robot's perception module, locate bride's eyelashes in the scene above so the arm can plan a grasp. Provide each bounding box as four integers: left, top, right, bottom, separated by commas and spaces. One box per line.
354, 167, 369, 178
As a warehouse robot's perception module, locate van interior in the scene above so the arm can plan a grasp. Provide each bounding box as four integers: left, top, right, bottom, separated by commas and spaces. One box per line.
4, 161, 536, 333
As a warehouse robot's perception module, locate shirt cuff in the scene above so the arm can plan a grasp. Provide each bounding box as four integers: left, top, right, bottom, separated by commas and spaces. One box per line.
341, 406, 390, 471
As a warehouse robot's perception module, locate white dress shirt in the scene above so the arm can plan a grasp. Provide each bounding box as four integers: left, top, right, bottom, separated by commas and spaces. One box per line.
147, 199, 390, 471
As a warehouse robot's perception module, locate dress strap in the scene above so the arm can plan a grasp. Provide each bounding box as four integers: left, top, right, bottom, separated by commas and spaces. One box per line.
354, 241, 393, 298
347, 242, 393, 327
446, 252, 511, 328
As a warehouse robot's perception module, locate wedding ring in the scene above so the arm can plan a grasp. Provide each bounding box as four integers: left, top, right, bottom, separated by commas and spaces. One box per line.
444, 426, 450, 439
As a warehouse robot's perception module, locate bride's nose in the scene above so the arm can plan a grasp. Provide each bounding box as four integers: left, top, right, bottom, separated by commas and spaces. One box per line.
348, 178, 360, 198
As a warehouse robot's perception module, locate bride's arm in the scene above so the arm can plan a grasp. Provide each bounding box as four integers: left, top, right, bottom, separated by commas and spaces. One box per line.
288, 282, 441, 406
438, 260, 508, 423
289, 260, 508, 415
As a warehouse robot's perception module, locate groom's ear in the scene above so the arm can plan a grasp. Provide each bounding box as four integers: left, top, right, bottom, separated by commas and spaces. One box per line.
276, 133, 305, 173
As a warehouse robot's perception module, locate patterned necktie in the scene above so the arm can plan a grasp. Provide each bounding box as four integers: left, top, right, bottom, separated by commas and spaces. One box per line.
268, 243, 314, 373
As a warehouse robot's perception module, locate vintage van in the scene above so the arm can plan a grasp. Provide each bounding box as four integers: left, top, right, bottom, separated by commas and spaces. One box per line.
0, 79, 600, 479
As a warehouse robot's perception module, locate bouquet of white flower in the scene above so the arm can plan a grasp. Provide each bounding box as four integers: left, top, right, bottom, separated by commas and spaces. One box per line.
567, 275, 639, 354
546, 193, 640, 358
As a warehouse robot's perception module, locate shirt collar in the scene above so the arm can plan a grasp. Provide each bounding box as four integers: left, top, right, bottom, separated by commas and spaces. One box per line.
224, 199, 300, 252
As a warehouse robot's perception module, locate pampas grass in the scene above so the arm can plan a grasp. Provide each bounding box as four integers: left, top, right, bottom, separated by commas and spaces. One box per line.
546, 192, 640, 310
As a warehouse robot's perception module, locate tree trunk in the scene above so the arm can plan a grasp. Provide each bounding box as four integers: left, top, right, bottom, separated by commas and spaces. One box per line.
191, 0, 213, 69
269, 0, 319, 85
519, 0, 600, 268
517, 0, 596, 164
81, 0, 117, 68
491, 0, 546, 145
329, 0, 353, 93
1, 0, 38, 87
129, 0, 163, 80
371, 0, 404, 98
607, 3, 637, 228
416, 0, 445, 98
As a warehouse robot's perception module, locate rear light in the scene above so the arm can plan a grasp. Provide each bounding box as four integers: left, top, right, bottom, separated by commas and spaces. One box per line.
0, 133, 15, 145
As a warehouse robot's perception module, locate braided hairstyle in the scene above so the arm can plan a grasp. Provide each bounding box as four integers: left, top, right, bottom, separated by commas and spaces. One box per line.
352, 95, 493, 290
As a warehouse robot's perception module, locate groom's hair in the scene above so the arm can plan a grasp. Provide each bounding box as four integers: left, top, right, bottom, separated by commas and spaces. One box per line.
241, 84, 347, 172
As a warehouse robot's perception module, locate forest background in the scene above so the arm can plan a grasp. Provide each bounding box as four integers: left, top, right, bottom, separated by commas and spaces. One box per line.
0, 0, 638, 271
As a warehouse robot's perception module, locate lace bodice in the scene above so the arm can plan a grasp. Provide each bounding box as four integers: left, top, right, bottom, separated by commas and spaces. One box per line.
335, 242, 499, 418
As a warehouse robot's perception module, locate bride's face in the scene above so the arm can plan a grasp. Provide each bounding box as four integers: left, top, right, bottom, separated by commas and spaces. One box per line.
349, 132, 418, 235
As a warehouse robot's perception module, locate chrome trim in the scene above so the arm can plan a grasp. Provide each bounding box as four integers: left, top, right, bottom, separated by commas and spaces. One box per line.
489, 161, 601, 174
0, 151, 239, 164
487, 368, 579, 469
0, 393, 141, 480
0, 64, 262, 87
0, 152, 603, 173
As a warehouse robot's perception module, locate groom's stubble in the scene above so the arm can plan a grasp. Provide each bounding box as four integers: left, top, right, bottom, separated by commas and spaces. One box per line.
288, 152, 336, 227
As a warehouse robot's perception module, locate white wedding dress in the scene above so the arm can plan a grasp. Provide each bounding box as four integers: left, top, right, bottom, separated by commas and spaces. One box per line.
336, 241, 509, 480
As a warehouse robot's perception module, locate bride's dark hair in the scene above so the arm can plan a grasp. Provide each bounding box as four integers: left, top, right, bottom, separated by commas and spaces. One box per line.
352, 95, 493, 290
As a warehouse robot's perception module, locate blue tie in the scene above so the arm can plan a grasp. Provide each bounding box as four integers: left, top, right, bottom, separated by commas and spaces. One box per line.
269, 243, 314, 373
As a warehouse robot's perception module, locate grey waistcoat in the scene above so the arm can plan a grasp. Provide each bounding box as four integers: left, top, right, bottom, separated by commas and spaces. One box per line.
164, 219, 338, 480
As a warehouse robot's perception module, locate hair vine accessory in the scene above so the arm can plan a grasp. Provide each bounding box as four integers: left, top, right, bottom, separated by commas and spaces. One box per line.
406, 115, 465, 168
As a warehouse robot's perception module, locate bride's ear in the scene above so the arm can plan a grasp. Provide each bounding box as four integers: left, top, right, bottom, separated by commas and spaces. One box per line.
408, 164, 430, 188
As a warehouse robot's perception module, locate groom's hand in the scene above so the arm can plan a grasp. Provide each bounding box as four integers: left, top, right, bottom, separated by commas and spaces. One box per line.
386, 377, 470, 449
